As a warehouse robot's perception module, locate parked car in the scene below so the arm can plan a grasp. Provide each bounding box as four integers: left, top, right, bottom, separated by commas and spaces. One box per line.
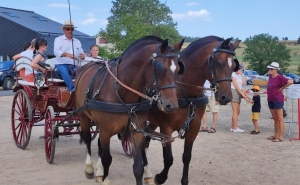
244, 70, 257, 85
0, 61, 16, 90
283, 73, 300, 84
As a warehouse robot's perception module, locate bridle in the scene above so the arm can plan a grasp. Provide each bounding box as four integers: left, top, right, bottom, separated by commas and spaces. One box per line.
207, 40, 238, 93
146, 44, 181, 99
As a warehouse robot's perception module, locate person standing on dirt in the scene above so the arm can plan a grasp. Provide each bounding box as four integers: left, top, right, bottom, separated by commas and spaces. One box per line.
54, 20, 85, 92
246, 86, 261, 134
200, 80, 219, 133
230, 63, 247, 133
266, 62, 293, 142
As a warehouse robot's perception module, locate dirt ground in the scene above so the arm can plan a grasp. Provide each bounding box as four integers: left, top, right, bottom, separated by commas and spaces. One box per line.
1, 90, 300, 185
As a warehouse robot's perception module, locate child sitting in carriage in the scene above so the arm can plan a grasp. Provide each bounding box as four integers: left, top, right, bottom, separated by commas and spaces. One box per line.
28, 38, 49, 82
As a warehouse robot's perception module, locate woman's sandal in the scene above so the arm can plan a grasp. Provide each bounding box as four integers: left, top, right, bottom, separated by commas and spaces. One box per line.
267, 136, 276, 140
208, 127, 216, 133
199, 127, 208, 132
272, 138, 283, 142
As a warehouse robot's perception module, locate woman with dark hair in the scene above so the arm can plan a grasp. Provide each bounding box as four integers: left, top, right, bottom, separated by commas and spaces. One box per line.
266, 62, 293, 142
28, 38, 49, 82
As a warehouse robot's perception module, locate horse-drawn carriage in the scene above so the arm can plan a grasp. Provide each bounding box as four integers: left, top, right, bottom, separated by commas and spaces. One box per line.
11, 35, 241, 185
12, 56, 100, 163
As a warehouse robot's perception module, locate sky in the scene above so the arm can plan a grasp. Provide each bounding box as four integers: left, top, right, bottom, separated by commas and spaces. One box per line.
1, 0, 299, 41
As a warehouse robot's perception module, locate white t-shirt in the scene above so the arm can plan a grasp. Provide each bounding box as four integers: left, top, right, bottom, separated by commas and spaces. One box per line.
204, 80, 212, 97
54, 35, 84, 65
20, 50, 34, 75
231, 72, 242, 89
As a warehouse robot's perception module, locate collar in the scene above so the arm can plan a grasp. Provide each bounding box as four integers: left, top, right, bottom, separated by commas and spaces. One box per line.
62, 34, 73, 41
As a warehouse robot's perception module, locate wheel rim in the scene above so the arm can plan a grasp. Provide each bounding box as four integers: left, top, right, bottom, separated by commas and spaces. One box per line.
7, 79, 12, 89
44, 106, 56, 163
121, 137, 133, 157
11, 90, 32, 149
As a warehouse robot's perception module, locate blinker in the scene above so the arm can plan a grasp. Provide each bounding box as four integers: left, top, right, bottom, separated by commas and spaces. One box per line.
154, 61, 164, 76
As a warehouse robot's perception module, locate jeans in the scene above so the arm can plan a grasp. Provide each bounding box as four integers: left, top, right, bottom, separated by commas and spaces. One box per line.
55, 64, 78, 91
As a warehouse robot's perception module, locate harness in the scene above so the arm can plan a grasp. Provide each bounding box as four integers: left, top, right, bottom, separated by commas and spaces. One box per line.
174, 40, 238, 139
57, 43, 181, 146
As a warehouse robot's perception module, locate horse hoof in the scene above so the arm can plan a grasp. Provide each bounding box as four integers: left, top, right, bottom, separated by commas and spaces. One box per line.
85, 171, 94, 179
96, 176, 110, 184
154, 176, 162, 185
144, 177, 154, 185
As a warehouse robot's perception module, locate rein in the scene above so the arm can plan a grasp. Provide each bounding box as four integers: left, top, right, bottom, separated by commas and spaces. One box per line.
104, 60, 156, 103
174, 81, 215, 91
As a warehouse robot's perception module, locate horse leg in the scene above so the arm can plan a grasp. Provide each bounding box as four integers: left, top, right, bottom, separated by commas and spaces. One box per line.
143, 137, 154, 185
132, 132, 145, 185
180, 121, 201, 185
154, 141, 173, 185
95, 132, 111, 184
79, 113, 94, 179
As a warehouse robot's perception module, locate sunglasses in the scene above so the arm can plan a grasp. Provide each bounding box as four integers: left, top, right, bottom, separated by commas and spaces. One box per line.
268, 68, 275, 71
252, 90, 259, 92
64, 28, 74, 31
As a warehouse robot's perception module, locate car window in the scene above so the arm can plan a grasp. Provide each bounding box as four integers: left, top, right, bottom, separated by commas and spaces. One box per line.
251, 71, 259, 75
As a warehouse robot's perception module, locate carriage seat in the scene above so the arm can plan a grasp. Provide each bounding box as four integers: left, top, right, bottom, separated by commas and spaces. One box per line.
45, 58, 65, 83
15, 57, 44, 87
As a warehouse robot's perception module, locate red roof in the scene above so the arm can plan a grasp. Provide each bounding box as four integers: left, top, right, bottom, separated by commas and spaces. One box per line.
99, 38, 106, 44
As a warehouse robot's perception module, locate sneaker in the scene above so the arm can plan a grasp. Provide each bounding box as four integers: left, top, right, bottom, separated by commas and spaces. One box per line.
250, 130, 260, 134
230, 128, 233, 132
232, 127, 244, 133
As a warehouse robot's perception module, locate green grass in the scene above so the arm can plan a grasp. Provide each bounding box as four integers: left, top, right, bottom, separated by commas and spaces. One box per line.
183, 42, 300, 74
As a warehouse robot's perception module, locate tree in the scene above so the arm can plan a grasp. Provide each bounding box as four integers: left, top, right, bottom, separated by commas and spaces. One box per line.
243, 33, 291, 74
297, 36, 300, 44
100, 0, 182, 52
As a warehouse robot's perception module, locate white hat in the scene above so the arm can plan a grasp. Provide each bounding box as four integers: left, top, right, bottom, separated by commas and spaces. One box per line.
61, 20, 77, 28
267, 62, 280, 70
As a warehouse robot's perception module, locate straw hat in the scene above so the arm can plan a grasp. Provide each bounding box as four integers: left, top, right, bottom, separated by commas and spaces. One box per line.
252, 85, 260, 91
267, 62, 280, 70
61, 20, 77, 28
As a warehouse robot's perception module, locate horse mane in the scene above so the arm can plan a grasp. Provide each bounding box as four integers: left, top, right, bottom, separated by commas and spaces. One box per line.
181, 36, 224, 56
121, 36, 163, 57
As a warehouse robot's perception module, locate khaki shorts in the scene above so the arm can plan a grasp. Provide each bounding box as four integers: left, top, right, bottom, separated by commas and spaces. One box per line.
251, 112, 260, 120
206, 95, 219, 113
231, 89, 242, 103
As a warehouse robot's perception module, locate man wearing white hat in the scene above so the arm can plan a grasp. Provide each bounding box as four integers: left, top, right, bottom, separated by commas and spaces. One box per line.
54, 20, 85, 92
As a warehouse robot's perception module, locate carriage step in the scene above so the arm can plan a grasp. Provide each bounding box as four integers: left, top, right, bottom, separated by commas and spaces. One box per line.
33, 122, 45, 126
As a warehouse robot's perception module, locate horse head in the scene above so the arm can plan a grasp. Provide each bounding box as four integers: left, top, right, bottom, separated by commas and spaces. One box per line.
206, 37, 241, 105
144, 37, 185, 113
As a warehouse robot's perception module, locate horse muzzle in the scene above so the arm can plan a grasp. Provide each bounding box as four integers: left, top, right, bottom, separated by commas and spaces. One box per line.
157, 98, 179, 113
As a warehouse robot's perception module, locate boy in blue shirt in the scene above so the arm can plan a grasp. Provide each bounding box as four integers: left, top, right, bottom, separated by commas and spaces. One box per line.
248, 86, 261, 134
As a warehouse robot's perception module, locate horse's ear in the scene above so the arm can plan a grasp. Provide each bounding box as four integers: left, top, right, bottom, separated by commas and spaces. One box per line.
173, 38, 185, 51
161, 39, 169, 52
222, 38, 232, 47
231, 40, 241, 51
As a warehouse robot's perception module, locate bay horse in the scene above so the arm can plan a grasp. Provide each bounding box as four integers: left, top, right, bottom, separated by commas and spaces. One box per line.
75, 36, 185, 185
143, 36, 241, 185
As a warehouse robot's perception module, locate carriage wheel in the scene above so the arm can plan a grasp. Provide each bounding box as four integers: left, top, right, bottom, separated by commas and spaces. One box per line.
121, 136, 133, 157
90, 121, 98, 141
44, 106, 57, 164
11, 89, 32, 149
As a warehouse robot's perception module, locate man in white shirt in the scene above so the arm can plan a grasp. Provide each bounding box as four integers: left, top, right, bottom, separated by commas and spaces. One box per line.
54, 20, 85, 92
